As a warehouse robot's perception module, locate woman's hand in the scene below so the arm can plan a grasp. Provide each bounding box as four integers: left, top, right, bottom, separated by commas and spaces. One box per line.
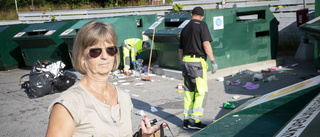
140, 116, 160, 137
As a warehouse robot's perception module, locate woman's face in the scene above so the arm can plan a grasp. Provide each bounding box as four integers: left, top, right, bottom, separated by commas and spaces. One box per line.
83, 41, 116, 76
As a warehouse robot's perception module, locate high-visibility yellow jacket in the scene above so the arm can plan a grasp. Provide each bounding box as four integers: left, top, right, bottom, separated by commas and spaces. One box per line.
122, 38, 144, 62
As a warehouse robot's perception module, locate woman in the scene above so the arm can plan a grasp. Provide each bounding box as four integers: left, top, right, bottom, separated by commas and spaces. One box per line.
46, 21, 160, 137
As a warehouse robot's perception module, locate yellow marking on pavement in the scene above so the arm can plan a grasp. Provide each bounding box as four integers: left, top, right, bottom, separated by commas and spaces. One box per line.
266, 81, 312, 99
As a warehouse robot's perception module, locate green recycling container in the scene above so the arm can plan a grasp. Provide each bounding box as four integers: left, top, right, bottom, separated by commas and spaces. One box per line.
299, 17, 320, 69
59, 14, 157, 68
12, 20, 78, 68
0, 24, 30, 70
144, 6, 279, 71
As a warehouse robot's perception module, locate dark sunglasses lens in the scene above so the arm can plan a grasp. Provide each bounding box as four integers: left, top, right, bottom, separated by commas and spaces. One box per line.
106, 47, 117, 56
89, 48, 102, 58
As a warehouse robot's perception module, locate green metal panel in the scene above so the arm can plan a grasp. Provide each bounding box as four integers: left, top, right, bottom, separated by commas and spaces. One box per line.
0, 24, 30, 70
194, 76, 320, 137
12, 20, 78, 68
144, 6, 278, 71
299, 17, 320, 69
59, 14, 158, 68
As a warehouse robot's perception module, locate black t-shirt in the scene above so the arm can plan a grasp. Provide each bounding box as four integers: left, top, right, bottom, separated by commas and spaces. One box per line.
179, 19, 212, 60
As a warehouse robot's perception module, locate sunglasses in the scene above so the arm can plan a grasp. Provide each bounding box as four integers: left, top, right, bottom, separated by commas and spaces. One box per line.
89, 46, 118, 58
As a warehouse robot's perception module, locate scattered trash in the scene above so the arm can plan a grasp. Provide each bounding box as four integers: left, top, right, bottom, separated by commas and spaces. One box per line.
232, 95, 240, 99
150, 106, 158, 112
291, 63, 299, 67
243, 82, 259, 90
231, 79, 240, 86
177, 90, 183, 93
263, 75, 278, 82
239, 69, 243, 75
232, 115, 239, 117
162, 75, 166, 78
261, 69, 271, 73
252, 73, 263, 81
132, 94, 140, 97
121, 83, 130, 86
135, 83, 144, 86
268, 67, 279, 71
231, 73, 237, 77
113, 82, 118, 85
118, 80, 126, 83
226, 80, 231, 85
136, 110, 146, 116
217, 77, 224, 81
175, 97, 183, 99
177, 84, 183, 89
223, 100, 238, 109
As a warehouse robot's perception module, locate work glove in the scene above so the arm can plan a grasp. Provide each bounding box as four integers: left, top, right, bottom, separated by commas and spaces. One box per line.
132, 61, 137, 69
211, 60, 218, 74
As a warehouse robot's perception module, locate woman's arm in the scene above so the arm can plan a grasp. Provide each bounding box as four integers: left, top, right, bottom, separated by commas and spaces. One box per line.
46, 104, 75, 137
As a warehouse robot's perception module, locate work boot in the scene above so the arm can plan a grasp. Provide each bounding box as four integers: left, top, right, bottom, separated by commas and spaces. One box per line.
183, 119, 189, 129
186, 119, 207, 130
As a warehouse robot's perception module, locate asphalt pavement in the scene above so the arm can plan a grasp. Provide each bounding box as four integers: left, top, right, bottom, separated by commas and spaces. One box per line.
0, 54, 318, 137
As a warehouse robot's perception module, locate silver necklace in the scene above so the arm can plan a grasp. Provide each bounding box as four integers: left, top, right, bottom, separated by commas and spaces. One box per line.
89, 84, 117, 123
90, 85, 108, 104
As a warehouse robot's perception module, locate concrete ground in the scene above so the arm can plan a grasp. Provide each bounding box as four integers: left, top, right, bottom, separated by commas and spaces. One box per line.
0, 54, 318, 137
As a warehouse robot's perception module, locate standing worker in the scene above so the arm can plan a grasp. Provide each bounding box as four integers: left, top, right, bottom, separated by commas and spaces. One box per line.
121, 38, 150, 73
179, 6, 218, 130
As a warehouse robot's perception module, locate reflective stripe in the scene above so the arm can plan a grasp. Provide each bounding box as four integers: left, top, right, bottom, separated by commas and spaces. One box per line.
193, 107, 204, 114
184, 108, 193, 114
132, 56, 136, 60
132, 47, 138, 53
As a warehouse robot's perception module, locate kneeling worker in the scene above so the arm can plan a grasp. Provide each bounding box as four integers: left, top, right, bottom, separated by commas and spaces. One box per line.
121, 38, 150, 72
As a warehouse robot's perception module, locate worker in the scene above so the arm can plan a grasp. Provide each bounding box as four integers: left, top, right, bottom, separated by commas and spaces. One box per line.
179, 6, 218, 130
121, 38, 150, 73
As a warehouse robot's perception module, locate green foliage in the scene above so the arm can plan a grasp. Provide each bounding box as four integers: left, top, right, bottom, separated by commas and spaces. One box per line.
173, 4, 184, 12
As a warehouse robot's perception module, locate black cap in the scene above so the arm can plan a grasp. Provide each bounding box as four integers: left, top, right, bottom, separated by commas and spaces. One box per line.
192, 7, 204, 16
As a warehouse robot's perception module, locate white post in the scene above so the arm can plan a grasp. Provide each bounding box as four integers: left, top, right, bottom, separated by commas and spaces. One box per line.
15, 0, 18, 13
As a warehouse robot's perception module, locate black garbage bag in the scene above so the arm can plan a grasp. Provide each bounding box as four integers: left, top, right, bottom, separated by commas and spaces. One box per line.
20, 60, 55, 98
52, 71, 77, 92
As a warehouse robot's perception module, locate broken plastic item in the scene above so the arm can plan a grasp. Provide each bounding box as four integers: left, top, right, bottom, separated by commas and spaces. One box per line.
291, 63, 298, 67
252, 73, 263, 81
150, 106, 158, 112
177, 90, 183, 93
175, 97, 183, 99
223, 101, 239, 109
135, 83, 144, 86
231, 79, 240, 86
136, 110, 146, 116
121, 83, 130, 86
226, 80, 231, 85
177, 84, 183, 89
263, 75, 277, 82
243, 82, 260, 90
118, 80, 126, 83
217, 77, 224, 81
232, 95, 240, 99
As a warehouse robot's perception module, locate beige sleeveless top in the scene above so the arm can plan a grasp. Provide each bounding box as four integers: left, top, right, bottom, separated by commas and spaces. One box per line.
48, 82, 133, 137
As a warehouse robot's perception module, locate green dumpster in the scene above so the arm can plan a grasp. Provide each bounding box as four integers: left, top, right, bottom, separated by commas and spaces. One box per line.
144, 6, 279, 71
12, 20, 78, 68
59, 14, 157, 68
0, 24, 30, 70
299, 17, 320, 69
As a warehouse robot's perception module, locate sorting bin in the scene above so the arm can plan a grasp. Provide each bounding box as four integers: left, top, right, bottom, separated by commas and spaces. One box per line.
299, 17, 320, 69
0, 24, 31, 70
12, 20, 78, 68
144, 6, 279, 71
59, 14, 157, 68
